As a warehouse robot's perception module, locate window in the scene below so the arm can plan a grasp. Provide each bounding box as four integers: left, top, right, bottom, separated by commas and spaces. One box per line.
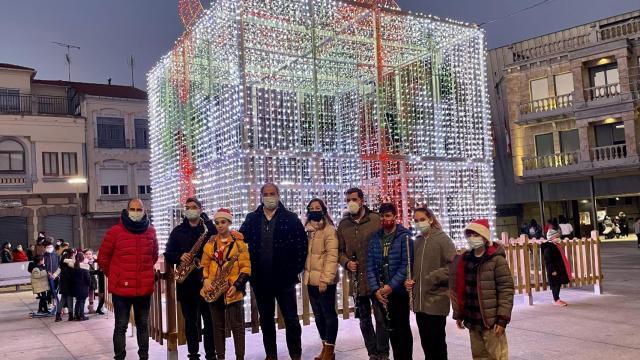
61, 152, 77, 176
0, 88, 20, 112
595, 122, 625, 147
0, 140, 25, 173
559, 130, 579, 153
42, 152, 59, 176
97, 117, 126, 148
101, 185, 128, 195
138, 185, 152, 194
535, 133, 554, 156
135, 119, 149, 149
554, 73, 574, 96
590, 63, 619, 87
530, 78, 549, 100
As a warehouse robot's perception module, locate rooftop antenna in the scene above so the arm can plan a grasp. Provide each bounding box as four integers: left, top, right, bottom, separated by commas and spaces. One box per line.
127, 55, 135, 87
53, 41, 80, 81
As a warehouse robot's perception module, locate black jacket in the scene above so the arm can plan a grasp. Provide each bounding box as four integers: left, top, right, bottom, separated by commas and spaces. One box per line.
239, 202, 307, 289
541, 242, 570, 286
164, 213, 216, 301
70, 264, 91, 299
58, 259, 75, 296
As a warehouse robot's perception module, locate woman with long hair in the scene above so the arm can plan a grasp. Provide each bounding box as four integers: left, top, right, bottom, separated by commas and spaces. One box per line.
302, 198, 339, 360
405, 207, 457, 360
71, 252, 91, 321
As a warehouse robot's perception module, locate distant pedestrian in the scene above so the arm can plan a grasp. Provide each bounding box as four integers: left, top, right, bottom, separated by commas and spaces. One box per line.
2, 242, 13, 263
527, 219, 543, 239
634, 218, 640, 249
558, 215, 574, 238
543, 229, 572, 307
29, 255, 50, 314
12, 244, 28, 262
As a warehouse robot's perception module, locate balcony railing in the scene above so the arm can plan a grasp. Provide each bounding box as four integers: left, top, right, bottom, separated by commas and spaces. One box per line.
523, 151, 580, 171
591, 144, 627, 163
584, 83, 620, 101
599, 18, 640, 41
519, 94, 573, 115
0, 94, 78, 115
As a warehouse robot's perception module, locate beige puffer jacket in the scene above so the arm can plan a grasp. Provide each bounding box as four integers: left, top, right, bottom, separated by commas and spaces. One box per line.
303, 221, 339, 286
31, 267, 50, 294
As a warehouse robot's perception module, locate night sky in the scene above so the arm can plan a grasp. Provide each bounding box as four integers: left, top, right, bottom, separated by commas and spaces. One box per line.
1, 0, 638, 89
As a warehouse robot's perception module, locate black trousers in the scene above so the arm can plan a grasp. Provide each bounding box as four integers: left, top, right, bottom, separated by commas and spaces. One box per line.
180, 292, 216, 360
416, 313, 447, 360
308, 284, 339, 345
112, 294, 151, 360
253, 284, 302, 357
550, 284, 561, 301
381, 291, 413, 360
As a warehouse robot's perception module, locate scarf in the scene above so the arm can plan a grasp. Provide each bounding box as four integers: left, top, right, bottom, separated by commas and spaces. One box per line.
120, 209, 150, 234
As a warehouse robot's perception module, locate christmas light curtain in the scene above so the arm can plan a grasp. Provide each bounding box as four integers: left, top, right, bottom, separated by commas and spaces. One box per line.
148, 0, 495, 249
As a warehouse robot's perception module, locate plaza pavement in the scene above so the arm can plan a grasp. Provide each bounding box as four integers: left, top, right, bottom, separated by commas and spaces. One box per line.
1, 241, 639, 359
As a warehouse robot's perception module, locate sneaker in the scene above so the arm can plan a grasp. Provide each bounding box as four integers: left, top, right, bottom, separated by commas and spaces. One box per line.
553, 300, 568, 306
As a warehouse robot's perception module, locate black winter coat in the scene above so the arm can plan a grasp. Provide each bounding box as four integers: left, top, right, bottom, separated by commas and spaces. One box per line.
70, 264, 91, 299
240, 202, 308, 289
58, 259, 75, 296
541, 242, 570, 286
164, 214, 216, 301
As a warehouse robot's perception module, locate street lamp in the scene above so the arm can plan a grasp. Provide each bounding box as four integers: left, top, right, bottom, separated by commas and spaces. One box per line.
68, 177, 87, 249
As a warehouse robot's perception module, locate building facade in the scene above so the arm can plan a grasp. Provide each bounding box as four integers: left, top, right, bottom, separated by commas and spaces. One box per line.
0, 64, 87, 248
488, 11, 640, 237
0, 64, 149, 250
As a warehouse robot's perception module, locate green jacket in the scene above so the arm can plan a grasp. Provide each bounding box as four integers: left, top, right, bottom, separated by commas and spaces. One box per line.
411, 229, 456, 316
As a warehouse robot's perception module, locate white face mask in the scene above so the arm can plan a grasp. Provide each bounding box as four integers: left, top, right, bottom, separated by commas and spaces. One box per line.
466, 236, 485, 249
263, 197, 278, 210
128, 211, 144, 222
347, 201, 360, 215
414, 221, 431, 234
45, 246, 54, 253
185, 209, 200, 221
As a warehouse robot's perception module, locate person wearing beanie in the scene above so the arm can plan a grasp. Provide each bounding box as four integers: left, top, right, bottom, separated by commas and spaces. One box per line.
449, 219, 514, 360
164, 197, 217, 360
542, 229, 572, 306
201, 208, 250, 360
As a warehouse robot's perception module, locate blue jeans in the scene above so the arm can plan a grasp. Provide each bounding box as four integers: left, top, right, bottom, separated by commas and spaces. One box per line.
356, 295, 390, 357
112, 294, 151, 360
308, 284, 339, 345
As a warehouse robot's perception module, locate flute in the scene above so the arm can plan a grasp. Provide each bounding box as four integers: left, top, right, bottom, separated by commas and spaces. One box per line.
406, 235, 413, 311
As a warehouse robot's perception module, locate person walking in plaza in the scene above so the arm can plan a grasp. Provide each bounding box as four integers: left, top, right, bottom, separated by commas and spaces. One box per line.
43, 240, 61, 317
337, 187, 389, 360
201, 208, 250, 360
2, 242, 13, 263
367, 203, 413, 360
164, 197, 217, 360
450, 219, 514, 360
239, 183, 308, 360
70, 252, 91, 321
57, 249, 76, 321
98, 198, 158, 360
405, 207, 456, 360
543, 229, 572, 306
303, 198, 339, 360
30, 255, 50, 314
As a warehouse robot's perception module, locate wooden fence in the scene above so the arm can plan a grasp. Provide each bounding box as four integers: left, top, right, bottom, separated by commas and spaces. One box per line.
104, 232, 603, 358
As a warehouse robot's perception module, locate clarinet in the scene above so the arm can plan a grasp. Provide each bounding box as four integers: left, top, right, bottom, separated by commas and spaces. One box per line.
379, 264, 394, 332
406, 235, 414, 312
350, 253, 360, 318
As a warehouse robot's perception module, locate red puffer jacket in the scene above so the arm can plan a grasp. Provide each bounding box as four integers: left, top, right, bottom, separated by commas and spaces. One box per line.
97, 219, 158, 297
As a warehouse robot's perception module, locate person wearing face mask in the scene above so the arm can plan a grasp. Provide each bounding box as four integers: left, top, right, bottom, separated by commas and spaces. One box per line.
12, 244, 28, 262
542, 229, 572, 306
449, 219, 514, 360
302, 198, 339, 360
239, 182, 308, 360
404, 207, 456, 360
2, 242, 13, 263
336, 187, 388, 360
164, 197, 217, 360
366, 203, 413, 360
98, 198, 158, 360
35, 232, 47, 257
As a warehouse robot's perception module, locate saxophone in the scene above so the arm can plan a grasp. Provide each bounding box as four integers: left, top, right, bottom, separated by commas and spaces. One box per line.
200, 251, 242, 303
174, 221, 208, 284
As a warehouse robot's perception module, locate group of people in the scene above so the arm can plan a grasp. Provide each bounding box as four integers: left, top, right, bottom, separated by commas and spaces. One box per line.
2, 242, 29, 263
27, 234, 105, 322
94, 184, 517, 360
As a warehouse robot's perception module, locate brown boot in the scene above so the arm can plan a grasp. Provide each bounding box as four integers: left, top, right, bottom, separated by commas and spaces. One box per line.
314, 342, 327, 360
321, 344, 335, 360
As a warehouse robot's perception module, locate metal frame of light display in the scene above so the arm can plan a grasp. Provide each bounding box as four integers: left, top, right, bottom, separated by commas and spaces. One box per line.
148, 0, 496, 250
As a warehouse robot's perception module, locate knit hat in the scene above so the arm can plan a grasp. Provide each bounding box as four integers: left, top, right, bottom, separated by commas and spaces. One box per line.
465, 219, 491, 244
546, 228, 560, 240
213, 208, 232, 222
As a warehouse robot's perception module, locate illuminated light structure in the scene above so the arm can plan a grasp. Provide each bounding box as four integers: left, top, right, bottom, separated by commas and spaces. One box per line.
148, 0, 496, 249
